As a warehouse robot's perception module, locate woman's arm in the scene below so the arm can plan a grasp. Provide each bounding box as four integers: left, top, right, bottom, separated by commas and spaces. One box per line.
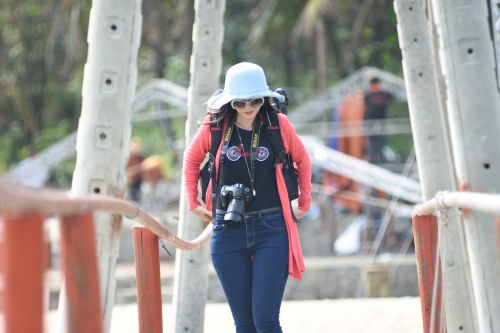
277, 113, 312, 212
183, 123, 211, 211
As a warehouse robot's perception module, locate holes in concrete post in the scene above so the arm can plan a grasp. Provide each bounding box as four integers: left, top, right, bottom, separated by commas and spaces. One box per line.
483, 162, 491, 169
101, 71, 118, 93
414, 37, 418, 43
459, 39, 479, 63
418, 72, 423, 78
89, 179, 107, 196
459, 326, 464, 330
200, 56, 212, 68
107, 17, 124, 38
94, 126, 111, 148
409, 6, 413, 11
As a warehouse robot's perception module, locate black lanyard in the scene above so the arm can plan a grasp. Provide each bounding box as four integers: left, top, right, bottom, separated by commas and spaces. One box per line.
220, 117, 260, 196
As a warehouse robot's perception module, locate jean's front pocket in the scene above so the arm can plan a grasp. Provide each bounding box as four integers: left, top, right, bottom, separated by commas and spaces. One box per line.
260, 211, 285, 231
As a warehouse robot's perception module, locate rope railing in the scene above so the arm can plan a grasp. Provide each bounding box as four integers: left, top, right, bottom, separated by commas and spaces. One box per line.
0, 179, 212, 250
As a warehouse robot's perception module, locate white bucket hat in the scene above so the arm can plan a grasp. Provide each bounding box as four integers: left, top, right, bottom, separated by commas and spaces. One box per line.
206, 62, 285, 110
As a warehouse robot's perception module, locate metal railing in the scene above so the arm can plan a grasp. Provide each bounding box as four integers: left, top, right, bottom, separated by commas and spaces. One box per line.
411, 191, 500, 333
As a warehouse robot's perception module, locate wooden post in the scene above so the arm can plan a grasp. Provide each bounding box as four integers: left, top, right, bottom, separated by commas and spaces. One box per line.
59, 213, 103, 333
2, 213, 45, 333
133, 227, 163, 333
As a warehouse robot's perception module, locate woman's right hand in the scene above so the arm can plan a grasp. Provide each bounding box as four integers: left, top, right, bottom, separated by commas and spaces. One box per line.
191, 205, 213, 224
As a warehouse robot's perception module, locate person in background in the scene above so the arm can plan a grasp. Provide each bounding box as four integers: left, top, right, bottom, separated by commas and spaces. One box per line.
183, 62, 312, 333
363, 76, 393, 165
362, 77, 393, 253
126, 137, 145, 202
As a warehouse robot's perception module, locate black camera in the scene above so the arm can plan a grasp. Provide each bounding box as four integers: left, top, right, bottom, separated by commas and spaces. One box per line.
219, 184, 254, 228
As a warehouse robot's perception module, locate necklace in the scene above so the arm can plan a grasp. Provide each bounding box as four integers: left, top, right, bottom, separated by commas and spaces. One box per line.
235, 121, 253, 131
235, 125, 253, 183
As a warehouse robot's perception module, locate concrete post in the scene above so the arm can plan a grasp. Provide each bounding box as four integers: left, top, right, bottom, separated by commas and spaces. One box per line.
430, 0, 500, 331
394, 0, 477, 331
59, 1, 143, 332
172, 0, 225, 332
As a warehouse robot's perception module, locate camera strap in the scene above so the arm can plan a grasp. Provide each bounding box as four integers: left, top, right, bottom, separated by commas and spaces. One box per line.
220, 117, 260, 197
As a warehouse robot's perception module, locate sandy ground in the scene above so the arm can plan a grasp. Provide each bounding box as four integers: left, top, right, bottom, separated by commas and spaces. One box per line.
43, 297, 423, 332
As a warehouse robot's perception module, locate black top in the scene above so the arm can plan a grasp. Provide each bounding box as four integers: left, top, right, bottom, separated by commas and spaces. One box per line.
218, 122, 281, 212
364, 91, 393, 120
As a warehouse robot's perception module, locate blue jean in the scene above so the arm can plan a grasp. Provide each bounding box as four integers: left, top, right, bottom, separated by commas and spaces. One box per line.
211, 207, 289, 333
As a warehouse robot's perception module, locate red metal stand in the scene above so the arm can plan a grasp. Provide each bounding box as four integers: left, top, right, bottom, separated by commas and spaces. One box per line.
2, 213, 45, 333
134, 227, 163, 333
60, 213, 103, 333
412, 215, 445, 333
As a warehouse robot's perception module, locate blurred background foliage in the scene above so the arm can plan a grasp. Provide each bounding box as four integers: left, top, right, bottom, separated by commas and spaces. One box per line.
0, 0, 404, 182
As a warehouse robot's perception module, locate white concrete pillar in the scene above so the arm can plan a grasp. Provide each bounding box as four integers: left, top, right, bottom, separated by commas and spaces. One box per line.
172, 0, 226, 332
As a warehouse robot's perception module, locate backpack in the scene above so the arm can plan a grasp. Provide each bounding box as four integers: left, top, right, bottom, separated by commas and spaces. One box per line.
200, 89, 299, 213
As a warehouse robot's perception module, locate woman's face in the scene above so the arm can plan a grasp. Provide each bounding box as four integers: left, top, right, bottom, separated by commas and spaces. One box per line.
231, 97, 265, 122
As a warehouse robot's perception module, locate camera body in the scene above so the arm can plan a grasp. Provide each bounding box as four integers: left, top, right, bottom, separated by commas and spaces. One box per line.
220, 183, 254, 228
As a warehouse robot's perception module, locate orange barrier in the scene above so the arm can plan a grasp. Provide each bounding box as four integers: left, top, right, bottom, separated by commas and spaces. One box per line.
2, 213, 45, 333
134, 227, 163, 333
0, 218, 3, 311
323, 91, 365, 213
412, 215, 445, 333
59, 213, 103, 333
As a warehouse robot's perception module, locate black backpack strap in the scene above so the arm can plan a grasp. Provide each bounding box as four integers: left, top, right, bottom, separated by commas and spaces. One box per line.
264, 109, 299, 220
264, 109, 288, 168
208, 120, 223, 215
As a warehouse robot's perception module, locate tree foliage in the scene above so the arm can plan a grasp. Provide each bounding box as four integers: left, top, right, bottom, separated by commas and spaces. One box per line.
0, 0, 402, 173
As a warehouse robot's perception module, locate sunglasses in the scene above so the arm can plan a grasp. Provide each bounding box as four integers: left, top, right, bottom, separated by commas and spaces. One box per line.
231, 97, 265, 109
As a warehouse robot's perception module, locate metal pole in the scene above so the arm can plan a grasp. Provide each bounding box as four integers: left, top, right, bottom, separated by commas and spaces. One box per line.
430, 0, 500, 331
134, 227, 163, 333
60, 213, 103, 333
59, 1, 143, 332
394, 0, 477, 331
172, 0, 225, 332
2, 213, 45, 333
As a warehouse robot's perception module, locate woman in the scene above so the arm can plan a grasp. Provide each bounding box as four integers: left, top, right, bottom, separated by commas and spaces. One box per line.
183, 62, 312, 333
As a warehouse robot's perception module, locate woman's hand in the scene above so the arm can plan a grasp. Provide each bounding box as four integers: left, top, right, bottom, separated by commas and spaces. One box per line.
293, 207, 307, 220
191, 205, 213, 223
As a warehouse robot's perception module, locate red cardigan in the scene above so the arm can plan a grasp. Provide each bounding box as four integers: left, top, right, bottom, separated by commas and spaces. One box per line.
183, 112, 312, 279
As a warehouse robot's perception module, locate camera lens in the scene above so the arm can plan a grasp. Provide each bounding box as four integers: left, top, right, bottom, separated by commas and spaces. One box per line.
224, 196, 246, 228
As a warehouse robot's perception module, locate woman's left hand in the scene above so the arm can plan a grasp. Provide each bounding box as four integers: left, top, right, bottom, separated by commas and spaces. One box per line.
293, 207, 307, 220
